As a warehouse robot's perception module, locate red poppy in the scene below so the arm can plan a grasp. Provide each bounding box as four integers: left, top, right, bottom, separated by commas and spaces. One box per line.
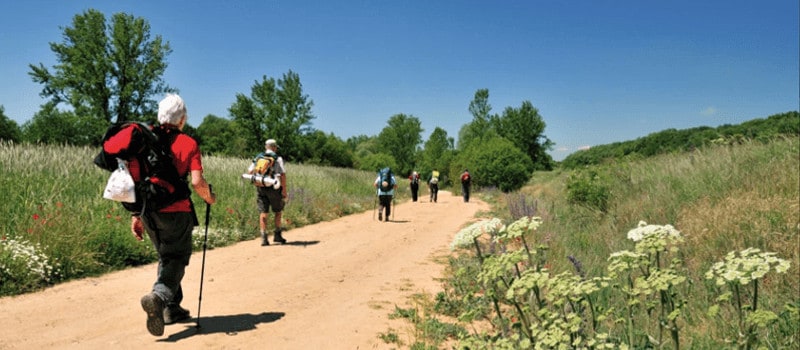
32, 213, 40, 220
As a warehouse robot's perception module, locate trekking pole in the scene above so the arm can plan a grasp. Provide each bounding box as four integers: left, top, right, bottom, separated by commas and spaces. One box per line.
196, 184, 212, 329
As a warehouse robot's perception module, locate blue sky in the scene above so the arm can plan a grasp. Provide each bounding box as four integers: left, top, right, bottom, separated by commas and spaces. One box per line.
1, 1, 797, 160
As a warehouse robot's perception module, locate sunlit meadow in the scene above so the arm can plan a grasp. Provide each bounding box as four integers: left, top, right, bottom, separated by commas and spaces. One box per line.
0, 142, 391, 296
388, 137, 799, 349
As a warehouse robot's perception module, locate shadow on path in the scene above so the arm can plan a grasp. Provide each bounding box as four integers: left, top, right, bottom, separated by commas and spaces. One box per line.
159, 311, 285, 342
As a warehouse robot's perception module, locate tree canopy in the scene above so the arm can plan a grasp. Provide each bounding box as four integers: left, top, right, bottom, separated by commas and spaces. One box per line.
228, 70, 315, 160
560, 111, 800, 169
376, 114, 423, 176
29, 9, 173, 131
0, 106, 22, 143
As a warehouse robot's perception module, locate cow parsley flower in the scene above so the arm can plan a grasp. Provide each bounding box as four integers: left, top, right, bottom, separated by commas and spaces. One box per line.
627, 221, 682, 242
496, 216, 542, 242
451, 218, 503, 250
705, 248, 791, 286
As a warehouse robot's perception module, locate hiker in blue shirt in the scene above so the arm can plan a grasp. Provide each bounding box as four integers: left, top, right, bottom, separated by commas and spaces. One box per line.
373, 167, 397, 221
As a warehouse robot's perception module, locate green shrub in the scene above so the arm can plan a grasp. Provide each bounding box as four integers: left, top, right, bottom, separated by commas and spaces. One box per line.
565, 169, 610, 212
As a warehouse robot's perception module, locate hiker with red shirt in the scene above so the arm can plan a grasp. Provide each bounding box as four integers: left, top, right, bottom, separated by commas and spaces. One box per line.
408, 171, 420, 202
461, 169, 471, 203
131, 94, 216, 336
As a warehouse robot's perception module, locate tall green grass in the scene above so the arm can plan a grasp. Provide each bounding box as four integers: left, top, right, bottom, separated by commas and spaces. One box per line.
0, 142, 392, 296
391, 137, 798, 349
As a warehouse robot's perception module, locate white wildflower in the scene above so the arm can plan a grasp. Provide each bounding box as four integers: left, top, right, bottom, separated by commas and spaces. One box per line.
450, 218, 503, 250
627, 221, 682, 242
705, 247, 791, 286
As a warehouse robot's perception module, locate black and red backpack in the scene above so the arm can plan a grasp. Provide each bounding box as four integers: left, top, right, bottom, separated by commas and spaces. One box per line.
93, 122, 191, 214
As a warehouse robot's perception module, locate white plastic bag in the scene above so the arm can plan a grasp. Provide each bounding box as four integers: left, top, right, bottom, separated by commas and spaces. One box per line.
103, 158, 136, 203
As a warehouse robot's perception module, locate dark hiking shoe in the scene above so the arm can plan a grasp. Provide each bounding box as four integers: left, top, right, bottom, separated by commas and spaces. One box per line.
164, 305, 191, 325
378, 212, 382, 221
261, 236, 270, 246
141, 293, 165, 336
273, 231, 287, 244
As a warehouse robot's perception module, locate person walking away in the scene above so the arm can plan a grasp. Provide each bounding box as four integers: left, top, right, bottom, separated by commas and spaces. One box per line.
131, 94, 216, 336
461, 168, 471, 203
429, 170, 439, 203
408, 171, 420, 202
374, 167, 397, 221
247, 139, 288, 246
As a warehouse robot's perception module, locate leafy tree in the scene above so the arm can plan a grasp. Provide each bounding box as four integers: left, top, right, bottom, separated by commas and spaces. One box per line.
0, 106, 22, 142
453, 136, 534, 192
493, 101, 554, 170
29, 9, 173, 128
376, 114, 423, 176
301, 130, 354, 168
347, 135, 380, 170
21, 103, 105, 145
229, 70, 314, 161
420, 127, 455, 182
196, 114, 248, 156
358, 153, 397, 173
459, 89, 496, 150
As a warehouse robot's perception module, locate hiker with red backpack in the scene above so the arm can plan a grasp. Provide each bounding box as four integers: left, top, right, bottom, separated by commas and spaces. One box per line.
461, 169, 471, 203
103, 94, 216, 336
247, 139, 288, 246
374, 167, 397, 221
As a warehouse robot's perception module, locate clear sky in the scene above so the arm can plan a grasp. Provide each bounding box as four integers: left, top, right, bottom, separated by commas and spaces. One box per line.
1, 1, 797, 160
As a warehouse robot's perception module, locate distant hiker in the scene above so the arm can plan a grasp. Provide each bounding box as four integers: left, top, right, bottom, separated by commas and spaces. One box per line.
130, 94, 216, 336
408, 171, 420, 202
461, 169, 471, 203
429, 170, 440, 203
247, 139, 288, 246
374, 167, 397, 221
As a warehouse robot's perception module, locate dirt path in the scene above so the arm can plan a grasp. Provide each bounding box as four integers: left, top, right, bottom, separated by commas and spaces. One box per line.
0, 191, 487, 350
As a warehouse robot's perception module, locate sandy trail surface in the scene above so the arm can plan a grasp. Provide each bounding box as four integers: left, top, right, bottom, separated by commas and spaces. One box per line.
0, 191, 487, 349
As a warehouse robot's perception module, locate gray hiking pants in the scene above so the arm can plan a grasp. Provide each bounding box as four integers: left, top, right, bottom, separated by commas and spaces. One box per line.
141, 211, 194, 308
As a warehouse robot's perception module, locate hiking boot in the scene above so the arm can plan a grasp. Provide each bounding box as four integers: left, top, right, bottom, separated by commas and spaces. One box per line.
140, 292, 165, 336
273, 230, 287, 244
261, 233, 269, 246
378, 212, 382, 221
163, 305, 191, 325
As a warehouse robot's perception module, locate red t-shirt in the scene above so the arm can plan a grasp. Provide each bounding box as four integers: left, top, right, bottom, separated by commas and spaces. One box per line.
127, 132, 202, 213
160, 133, 202, 212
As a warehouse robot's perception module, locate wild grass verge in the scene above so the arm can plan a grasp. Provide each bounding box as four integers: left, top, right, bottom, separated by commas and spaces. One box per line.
0, 142, 395, 296
384, 137, 799, 349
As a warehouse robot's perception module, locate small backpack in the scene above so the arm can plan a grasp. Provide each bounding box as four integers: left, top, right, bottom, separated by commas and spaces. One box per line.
253, 151, 278, 176
430, 170, 440, 185
378, 167, 393, 192
93, 122, 191, 213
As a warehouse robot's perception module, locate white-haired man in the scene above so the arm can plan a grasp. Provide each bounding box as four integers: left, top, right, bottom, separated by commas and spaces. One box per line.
132, 94, 216, 336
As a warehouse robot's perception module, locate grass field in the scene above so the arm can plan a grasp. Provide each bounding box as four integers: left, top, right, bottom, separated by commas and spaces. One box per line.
0, 142, 403, 296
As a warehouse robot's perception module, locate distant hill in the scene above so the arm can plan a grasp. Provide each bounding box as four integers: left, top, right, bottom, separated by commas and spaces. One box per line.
560, 111, 799, 169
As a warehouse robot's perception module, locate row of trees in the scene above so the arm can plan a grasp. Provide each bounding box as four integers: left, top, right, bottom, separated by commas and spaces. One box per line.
561, 111, 800, 169
0, 9, 554, 192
